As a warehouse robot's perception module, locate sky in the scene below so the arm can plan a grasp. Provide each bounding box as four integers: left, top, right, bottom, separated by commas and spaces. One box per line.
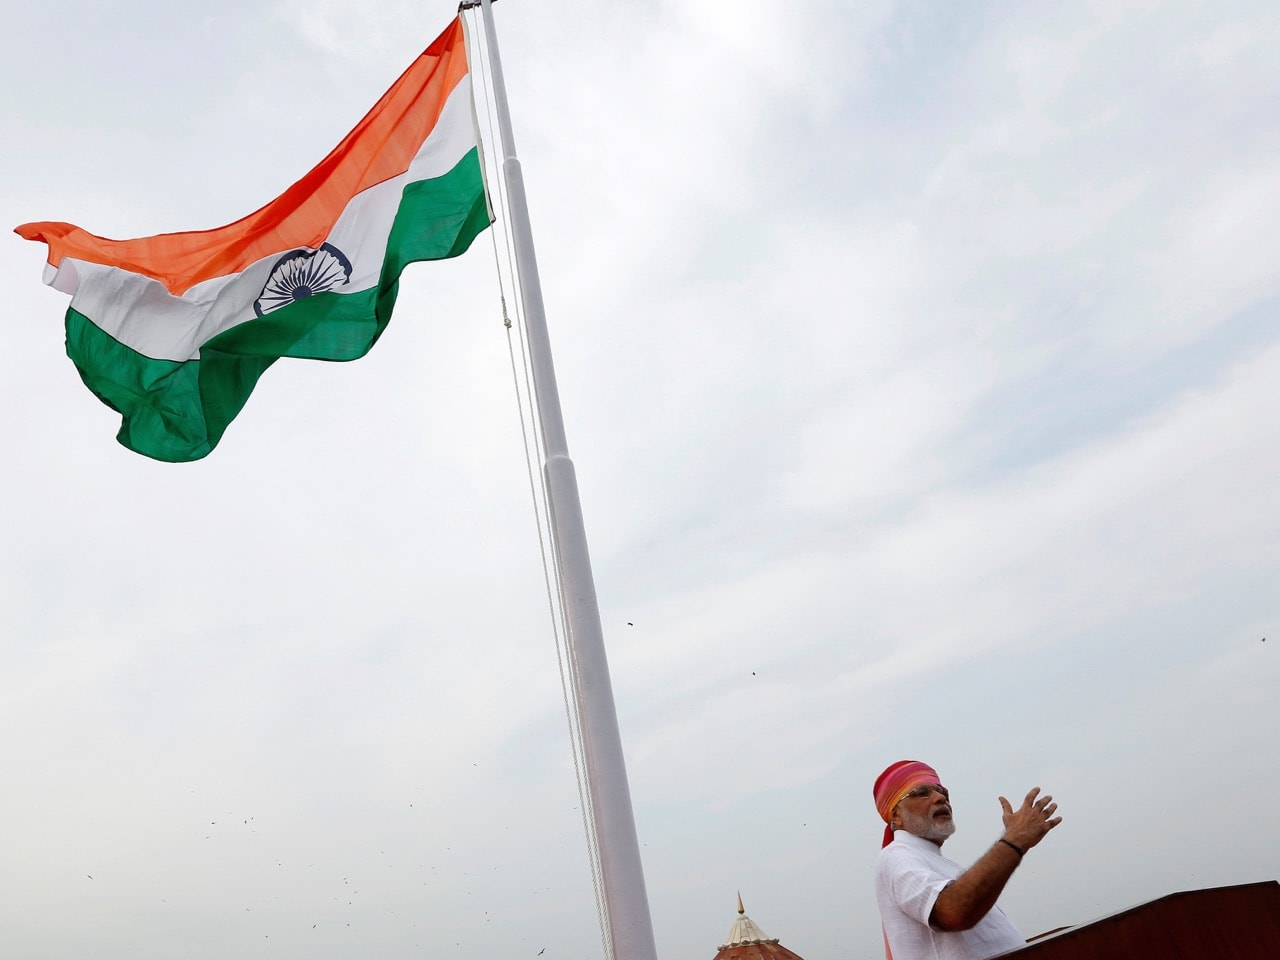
1, 1, 1277, 958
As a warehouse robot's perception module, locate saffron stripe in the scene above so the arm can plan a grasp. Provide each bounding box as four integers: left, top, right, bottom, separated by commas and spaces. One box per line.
18, 18, 470, 293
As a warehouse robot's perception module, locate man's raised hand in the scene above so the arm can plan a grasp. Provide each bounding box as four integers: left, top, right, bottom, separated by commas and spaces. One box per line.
999, 786, 1062, 852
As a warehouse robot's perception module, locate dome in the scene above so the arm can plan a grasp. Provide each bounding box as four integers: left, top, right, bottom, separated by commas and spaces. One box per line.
711, 894, 807, 960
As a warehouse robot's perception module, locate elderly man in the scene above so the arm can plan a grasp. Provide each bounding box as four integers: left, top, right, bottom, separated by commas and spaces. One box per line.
873, 760, 1061, 960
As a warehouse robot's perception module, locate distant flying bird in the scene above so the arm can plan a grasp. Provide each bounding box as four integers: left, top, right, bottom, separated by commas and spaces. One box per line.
538, 950, 546, 956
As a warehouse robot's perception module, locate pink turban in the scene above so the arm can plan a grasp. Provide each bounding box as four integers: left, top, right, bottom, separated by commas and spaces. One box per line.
873, 760, 942, 847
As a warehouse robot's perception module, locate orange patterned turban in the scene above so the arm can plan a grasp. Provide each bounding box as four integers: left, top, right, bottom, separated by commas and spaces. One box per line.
873, 760, 942, 847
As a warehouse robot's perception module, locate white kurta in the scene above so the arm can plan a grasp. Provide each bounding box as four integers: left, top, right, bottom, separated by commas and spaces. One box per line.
876, 831, 1026, 960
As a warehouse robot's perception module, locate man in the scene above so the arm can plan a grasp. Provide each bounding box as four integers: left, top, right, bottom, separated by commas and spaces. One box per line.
873, 760, 1062, 960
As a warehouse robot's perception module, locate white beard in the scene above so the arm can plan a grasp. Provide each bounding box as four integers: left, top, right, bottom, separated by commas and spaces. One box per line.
899, 806, 957, 843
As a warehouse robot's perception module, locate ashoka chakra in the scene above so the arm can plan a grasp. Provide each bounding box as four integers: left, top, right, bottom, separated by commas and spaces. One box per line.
254, 243, 354, 316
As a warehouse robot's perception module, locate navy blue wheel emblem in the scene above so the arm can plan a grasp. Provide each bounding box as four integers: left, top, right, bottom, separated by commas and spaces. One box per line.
253, 243, 354, 316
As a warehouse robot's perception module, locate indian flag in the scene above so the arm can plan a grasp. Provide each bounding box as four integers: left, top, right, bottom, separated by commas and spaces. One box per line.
16, 17, 490, 462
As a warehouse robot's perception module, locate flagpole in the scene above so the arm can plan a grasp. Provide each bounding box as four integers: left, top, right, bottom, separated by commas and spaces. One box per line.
469, 3, 659, 960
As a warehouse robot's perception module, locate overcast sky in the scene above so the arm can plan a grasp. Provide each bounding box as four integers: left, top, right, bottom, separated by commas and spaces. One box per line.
2, 1, 1277, 958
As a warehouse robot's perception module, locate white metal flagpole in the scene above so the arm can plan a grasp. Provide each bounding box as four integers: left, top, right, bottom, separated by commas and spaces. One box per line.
467, 3, 659, 960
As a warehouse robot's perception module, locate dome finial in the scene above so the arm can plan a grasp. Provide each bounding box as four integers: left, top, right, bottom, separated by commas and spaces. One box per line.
737, 890, 745, 915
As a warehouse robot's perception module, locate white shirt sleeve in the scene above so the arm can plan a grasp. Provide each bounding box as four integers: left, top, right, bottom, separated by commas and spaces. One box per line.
878, 844, 953, 926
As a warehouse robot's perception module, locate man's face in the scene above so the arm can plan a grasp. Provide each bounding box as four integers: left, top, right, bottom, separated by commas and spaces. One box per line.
893, 783, 956, 845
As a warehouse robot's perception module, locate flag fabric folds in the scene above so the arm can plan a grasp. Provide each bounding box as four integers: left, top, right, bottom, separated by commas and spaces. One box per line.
16, 17, 490, 462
